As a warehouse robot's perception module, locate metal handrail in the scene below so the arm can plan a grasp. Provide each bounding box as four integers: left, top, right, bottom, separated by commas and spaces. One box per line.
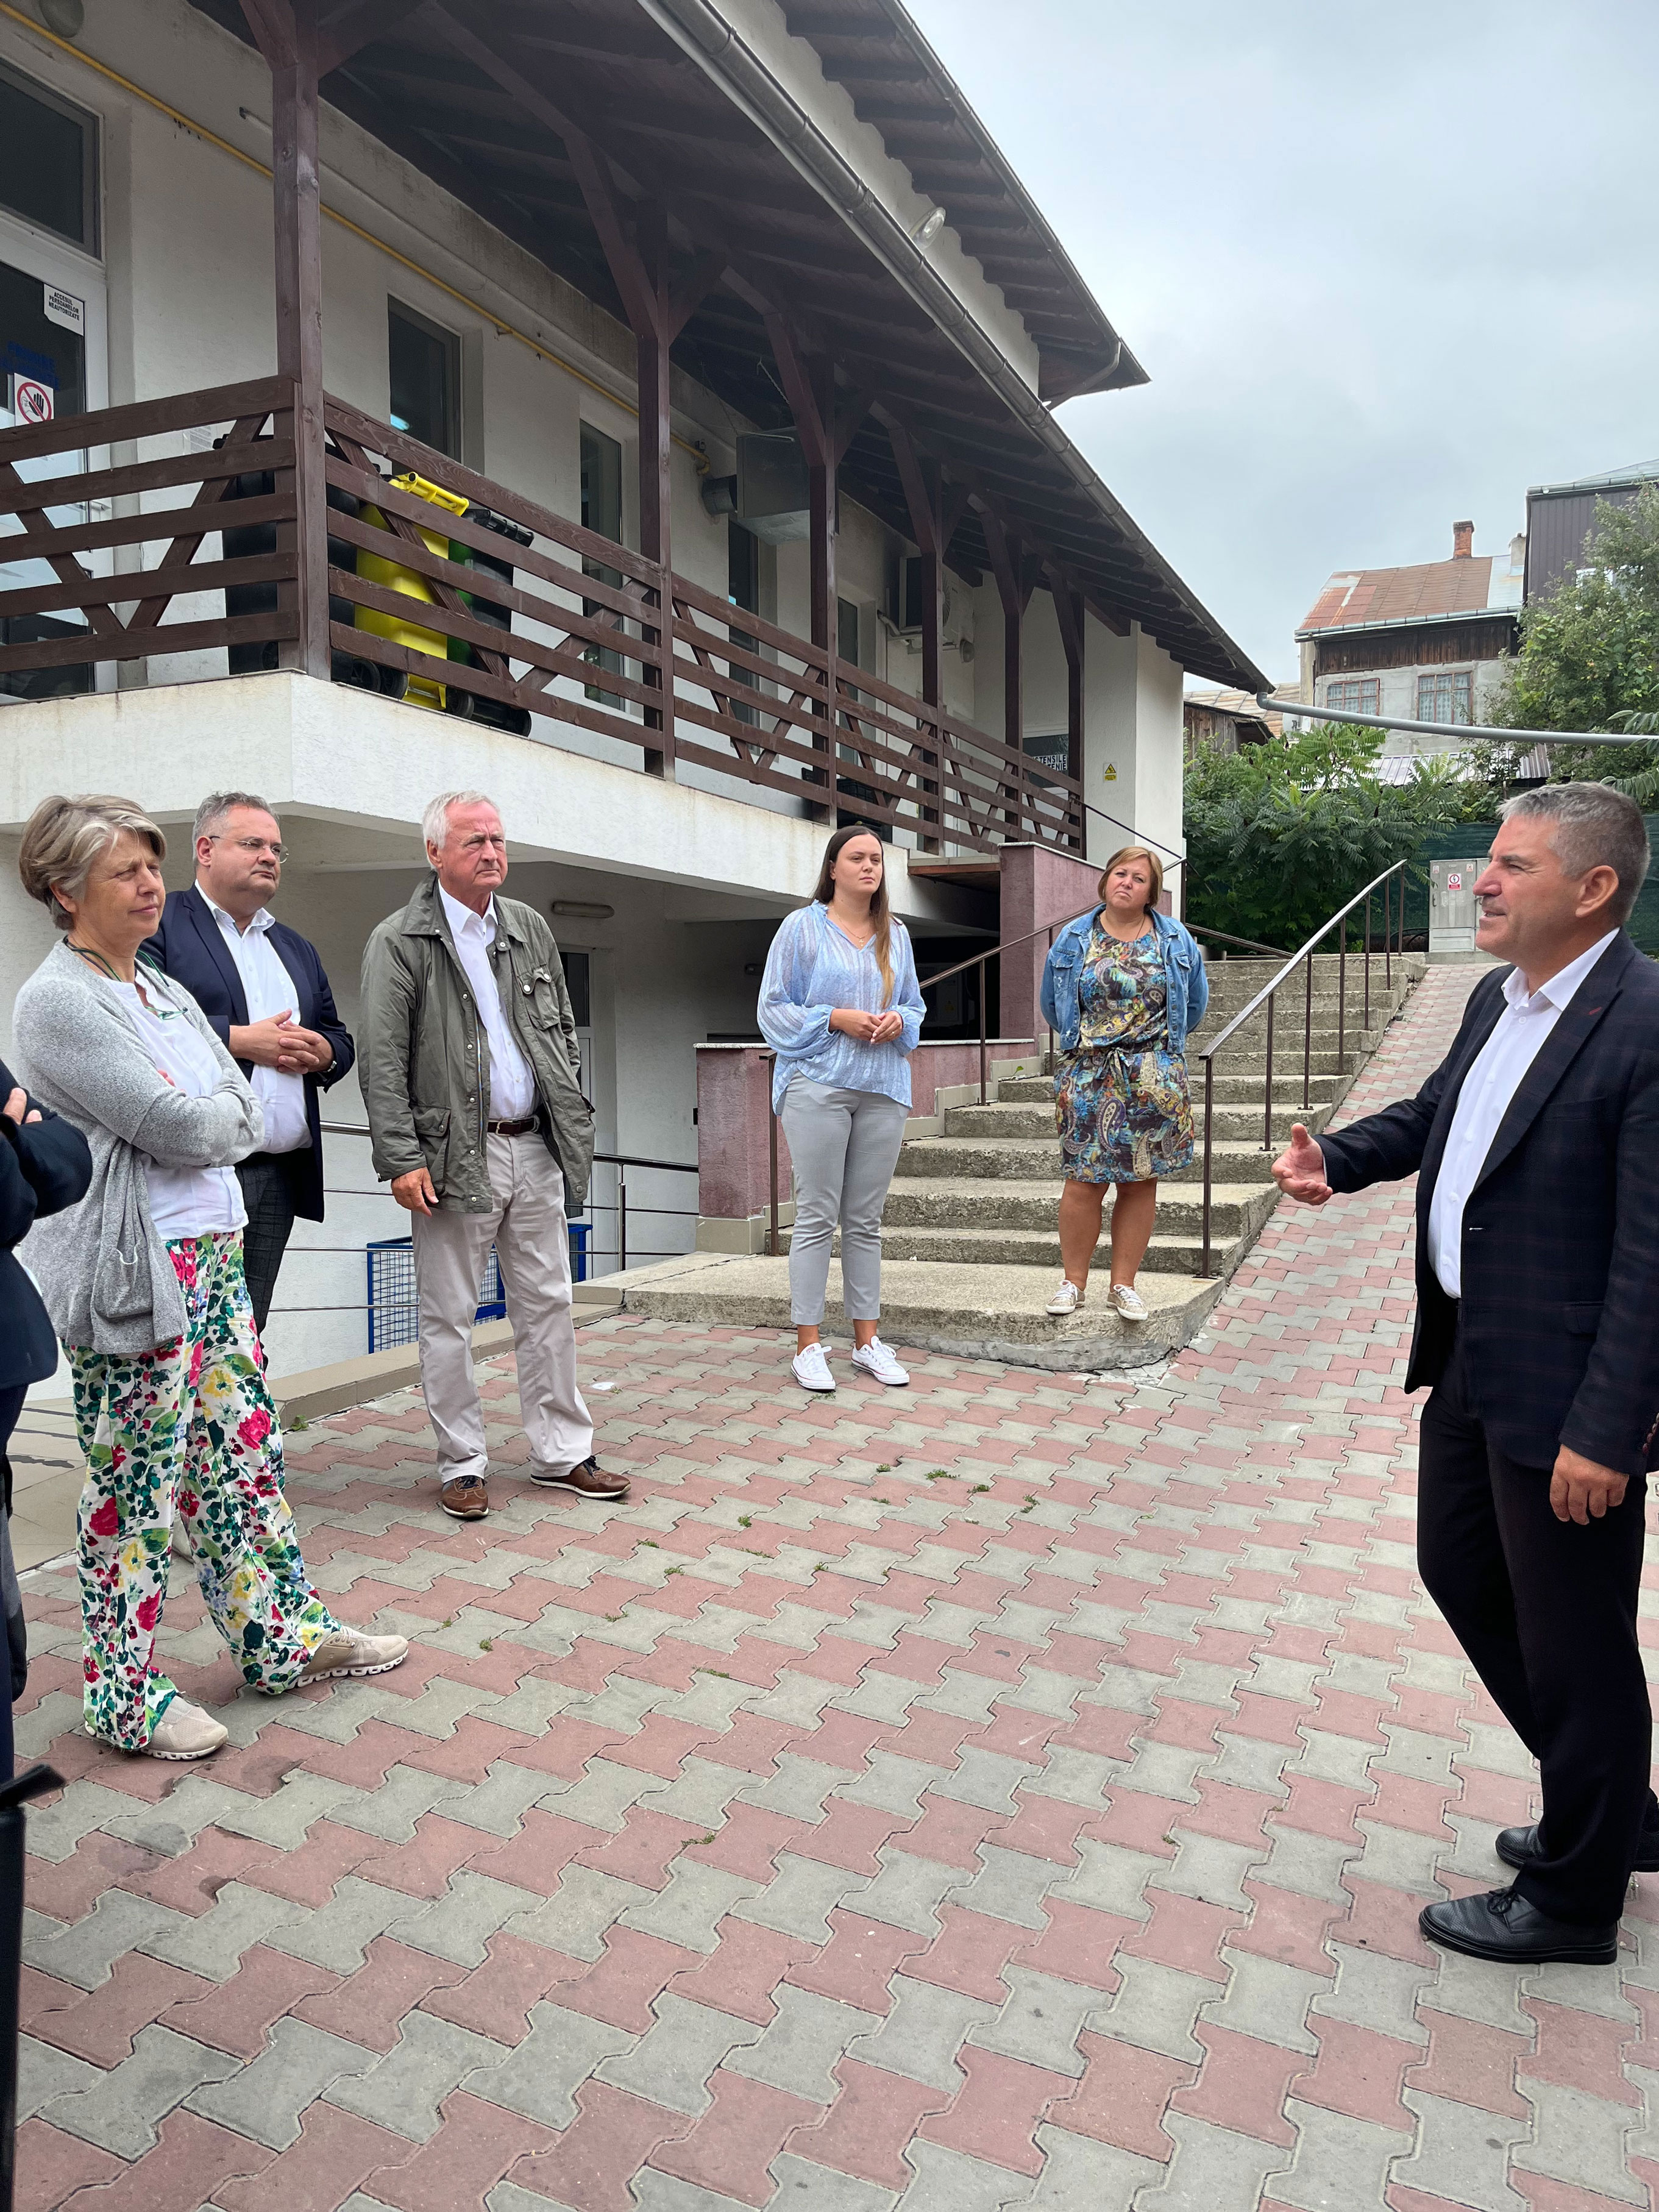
1196, 857, 1410, 1273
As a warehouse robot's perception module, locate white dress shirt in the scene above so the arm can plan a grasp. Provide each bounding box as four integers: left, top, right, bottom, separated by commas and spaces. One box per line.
1426, 930, 1617, 1297
438, 883, 536, 1120
113, 980, 247, 1240
200, 890, 312, 1154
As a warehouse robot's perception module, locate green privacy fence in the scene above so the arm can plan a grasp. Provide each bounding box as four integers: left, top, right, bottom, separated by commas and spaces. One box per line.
1399, 817, 1659, 953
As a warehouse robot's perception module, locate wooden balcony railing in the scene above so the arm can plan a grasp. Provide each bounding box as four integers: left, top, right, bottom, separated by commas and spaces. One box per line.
0, 379, 1083, 856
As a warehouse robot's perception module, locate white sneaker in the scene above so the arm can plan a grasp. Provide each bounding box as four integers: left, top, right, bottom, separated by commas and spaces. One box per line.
1107, 1282, 1149, 1322
851, 1337, 909, 1387
140, 1698, 229, 1761
1046, 1279, 1084, 1316
792, 1343, 836, 1392
300, 1630, 410, 1682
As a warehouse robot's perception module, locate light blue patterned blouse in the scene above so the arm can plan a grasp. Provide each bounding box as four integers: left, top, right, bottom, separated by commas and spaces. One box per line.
757, 901, 926, 1110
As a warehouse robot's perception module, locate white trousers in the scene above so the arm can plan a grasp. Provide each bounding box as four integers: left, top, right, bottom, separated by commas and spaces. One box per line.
411, 1130, 593, 1485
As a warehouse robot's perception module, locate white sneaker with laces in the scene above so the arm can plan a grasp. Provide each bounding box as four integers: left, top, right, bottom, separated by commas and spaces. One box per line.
851, 1337, 909, 1387
792, 1343, 836, 1392
1107, 1282, 1149, 1322
138, 1697, 229, 1761
300, 1631, 410, 1682
1046, 1279, 1084, 1316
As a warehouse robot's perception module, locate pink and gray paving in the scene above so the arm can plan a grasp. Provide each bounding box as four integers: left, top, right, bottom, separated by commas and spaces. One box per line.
15, 967, 1657, 2211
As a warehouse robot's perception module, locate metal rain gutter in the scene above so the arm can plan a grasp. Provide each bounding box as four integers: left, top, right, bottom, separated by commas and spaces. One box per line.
1256, 694, 1657, 748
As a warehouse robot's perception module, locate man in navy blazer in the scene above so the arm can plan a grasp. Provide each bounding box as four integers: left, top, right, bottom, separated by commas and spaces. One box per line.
144, 792, 354, 1332
1273, 783, 1659, 1967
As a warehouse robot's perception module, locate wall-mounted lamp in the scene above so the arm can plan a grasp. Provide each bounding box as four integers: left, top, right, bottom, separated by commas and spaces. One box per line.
37, 0, 85, 33
909, 205, 947, 248
552, 900, 614, 921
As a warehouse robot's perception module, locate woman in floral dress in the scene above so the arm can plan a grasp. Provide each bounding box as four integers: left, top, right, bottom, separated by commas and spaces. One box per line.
13, 795, 407, 1761
1039, 847, 1209, 1323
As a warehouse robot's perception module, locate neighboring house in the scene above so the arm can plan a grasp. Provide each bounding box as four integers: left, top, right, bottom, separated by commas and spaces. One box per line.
0, 0, 1262, 1371
1182, 686, 1281, 761
1525, 459, 1659, 603
1295, 522, 1525, 756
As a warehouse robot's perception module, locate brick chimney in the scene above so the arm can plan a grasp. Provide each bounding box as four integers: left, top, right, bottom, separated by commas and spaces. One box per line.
1452, 519, 1474, 559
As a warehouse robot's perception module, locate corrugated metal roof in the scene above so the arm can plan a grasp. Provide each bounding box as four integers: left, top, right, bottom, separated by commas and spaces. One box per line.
1529, 458, 1659, 498
1299, 555, 1501, 635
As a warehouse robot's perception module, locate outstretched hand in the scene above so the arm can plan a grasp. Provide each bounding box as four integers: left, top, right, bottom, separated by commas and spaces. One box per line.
1271, 1123, 1332, 1206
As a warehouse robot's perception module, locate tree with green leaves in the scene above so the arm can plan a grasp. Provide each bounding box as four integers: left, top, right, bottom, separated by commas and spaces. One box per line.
1488, 485, 1659, 806
1184, 721, 1469, 950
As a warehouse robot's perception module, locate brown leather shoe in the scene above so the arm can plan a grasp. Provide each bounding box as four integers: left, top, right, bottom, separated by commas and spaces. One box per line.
531, 1456, 630, 1499
439, 1474, 490, 1519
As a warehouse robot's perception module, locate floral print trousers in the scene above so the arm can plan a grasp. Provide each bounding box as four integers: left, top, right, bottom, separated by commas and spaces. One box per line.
69, 1231, 342, 1750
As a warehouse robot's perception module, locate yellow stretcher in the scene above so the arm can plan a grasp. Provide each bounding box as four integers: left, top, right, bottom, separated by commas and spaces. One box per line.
355, 471, 469, 710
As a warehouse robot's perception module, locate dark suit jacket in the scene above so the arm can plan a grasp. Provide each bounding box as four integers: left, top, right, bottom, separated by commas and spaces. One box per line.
0, 1054, 93, 1390
1318, 933, 1659, 1477
143, 884, 354, 1222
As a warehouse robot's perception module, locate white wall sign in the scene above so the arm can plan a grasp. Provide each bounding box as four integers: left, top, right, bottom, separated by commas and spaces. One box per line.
7, 375, 54, 425
43, 283, 85, 335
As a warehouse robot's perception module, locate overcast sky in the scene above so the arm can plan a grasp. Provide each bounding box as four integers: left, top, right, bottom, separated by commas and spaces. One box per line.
906, 0, 1659, 685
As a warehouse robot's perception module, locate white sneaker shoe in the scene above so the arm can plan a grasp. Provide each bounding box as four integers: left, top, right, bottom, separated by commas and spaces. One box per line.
140, 1697, 229, 1761
1046, 1279, 1084, 1316
792, 1343, 836, 1392
851, 1337, 909, 1387
1107, 1282, 1149, 1322
300, 1630, 410, 1682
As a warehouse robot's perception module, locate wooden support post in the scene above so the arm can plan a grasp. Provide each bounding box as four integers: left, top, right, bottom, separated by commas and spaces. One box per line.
1050, 569, 1085, 789
765, 320, 851, 822
978, 500, 1037, 833
889, 419, 945, 850
247, 0, 329, 679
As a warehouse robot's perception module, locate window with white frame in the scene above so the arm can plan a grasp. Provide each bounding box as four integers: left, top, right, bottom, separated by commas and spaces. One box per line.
1324, 678, 1379, 717
1416, 669, 1473, 724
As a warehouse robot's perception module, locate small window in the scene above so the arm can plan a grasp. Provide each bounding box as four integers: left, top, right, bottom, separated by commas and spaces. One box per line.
581, 422, 625, 696
560, 948, 591, 1028
0, 64, 98, 254
1324, 678, 1379, 717
388, 300, 458, 456
1416, 669, 1473, 725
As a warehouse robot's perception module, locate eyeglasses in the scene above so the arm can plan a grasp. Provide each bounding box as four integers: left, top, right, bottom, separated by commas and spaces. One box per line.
207, 835, 285, 861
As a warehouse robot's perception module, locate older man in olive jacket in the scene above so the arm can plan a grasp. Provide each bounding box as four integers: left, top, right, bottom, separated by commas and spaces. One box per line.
360, 790, 626, 1520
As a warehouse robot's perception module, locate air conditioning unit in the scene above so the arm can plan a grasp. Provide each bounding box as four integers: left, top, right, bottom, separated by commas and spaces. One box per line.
893, 554, 963, 642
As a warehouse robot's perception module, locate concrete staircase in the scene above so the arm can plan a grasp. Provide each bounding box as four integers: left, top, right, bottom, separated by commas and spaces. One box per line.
626, 951, 1426, 1371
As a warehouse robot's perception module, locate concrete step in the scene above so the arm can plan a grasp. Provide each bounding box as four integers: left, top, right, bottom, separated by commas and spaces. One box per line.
882, 1177, 1277, 1241
996, 1071, 1345, 1108
894, 1134, 1284, 1186
622, 1253, 1224, 1372
941, 1100, 1334, 1145
830, 1224, 1250, 1278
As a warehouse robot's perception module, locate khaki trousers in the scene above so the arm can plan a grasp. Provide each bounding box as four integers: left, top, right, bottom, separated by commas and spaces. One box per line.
412, 1130, 593, 1487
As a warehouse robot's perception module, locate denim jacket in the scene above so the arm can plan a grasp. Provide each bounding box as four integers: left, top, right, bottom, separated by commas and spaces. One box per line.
1039, 906, 1209, 1054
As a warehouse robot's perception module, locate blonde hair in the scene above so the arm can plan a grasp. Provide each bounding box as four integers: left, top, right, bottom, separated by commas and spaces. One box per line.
1098, 844, 1163, 914
18, 794, 166, 931
813, 823, 894, 1005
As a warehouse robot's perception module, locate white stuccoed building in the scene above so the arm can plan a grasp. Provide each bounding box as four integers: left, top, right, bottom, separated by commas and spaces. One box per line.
0, 0, 1261, 1376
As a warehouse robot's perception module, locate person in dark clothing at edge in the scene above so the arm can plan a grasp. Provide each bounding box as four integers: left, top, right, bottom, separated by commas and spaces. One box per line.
0, 1056, 92, 1776
144, 791, 354, 1335
1273, 781, 1659, 1966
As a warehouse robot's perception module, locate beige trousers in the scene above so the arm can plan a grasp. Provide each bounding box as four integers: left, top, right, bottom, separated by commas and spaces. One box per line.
411, 1129, 593, 1487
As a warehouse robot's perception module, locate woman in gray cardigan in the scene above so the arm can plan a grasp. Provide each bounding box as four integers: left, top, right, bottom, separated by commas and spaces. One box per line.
13, 795, 406, 1762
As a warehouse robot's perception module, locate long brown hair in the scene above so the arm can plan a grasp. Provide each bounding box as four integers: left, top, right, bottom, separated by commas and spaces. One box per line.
814, 823, 894, 1005
1098, 844, 1163, 914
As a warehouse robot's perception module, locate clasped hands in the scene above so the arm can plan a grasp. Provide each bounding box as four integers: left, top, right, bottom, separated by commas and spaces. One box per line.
2, 1087, 41, 1128
232, 1011, 333, 1075
829, 1006, 904, 1044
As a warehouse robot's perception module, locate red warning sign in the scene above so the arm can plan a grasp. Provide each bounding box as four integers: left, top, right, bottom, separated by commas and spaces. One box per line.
8, 377, 54, 425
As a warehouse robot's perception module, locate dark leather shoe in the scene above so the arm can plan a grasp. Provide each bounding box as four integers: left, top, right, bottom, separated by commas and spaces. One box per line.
1496, 1822, 1659, 1876
1419, 1887, 1617, 1966
531, 1456, 630, 1499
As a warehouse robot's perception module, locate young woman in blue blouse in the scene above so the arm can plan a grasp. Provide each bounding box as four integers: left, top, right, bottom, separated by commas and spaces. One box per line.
758, 825, 926, 1391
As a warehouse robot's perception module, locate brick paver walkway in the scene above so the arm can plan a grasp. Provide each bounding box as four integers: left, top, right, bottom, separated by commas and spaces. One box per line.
16, 966, 1656, 2212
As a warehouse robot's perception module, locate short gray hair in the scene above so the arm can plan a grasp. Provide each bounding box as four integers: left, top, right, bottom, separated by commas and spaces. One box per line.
422, 789, 498, 853
193, 790, 277, 842
18, 794, 166, 930
1501, 782, 1651, 925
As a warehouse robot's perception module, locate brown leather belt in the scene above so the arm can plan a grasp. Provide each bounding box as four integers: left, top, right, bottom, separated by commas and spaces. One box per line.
487, 1115, 539, 1137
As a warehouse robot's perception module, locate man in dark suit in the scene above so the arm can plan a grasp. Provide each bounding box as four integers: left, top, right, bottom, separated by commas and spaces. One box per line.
1272, 781, 1659, 1966
144, 791, 353, 1332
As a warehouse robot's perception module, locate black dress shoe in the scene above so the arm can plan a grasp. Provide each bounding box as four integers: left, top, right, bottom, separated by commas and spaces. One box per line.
1419, 1887, 1618, 1966
1496, 1822, 1659, 1876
